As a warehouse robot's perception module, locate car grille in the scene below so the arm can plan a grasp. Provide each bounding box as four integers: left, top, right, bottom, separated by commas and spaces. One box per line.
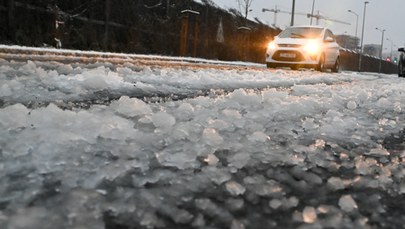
272, 50, 304, 62
278, 44, 302, 48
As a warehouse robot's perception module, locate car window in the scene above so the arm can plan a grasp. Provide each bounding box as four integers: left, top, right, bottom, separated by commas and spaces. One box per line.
324, 30, 335, 41
278, 27, 323, 39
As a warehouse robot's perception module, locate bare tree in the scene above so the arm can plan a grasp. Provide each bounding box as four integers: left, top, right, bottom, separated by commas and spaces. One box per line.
236, 0, 253, 19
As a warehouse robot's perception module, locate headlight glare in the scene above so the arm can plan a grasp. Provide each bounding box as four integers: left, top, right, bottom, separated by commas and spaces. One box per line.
268, 41, 277, 50
303, 41, 320, 55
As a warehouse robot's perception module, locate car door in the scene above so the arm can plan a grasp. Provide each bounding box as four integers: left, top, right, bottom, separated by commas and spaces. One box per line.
323, 30, 340, 65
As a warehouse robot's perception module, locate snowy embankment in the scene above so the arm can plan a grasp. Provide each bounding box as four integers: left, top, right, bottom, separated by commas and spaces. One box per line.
0, 52, 405, 229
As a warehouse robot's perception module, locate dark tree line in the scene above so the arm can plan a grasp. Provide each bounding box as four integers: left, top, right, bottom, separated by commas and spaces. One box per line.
0, 0, 279, 63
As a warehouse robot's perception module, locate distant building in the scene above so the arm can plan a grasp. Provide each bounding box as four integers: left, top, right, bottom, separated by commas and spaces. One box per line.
335, 34, 359, 50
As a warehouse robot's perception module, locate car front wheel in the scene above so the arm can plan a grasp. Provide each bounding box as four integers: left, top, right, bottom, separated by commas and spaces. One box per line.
331, 57, 340, 73
267, 63, 278, 69
316, 54, 325, 72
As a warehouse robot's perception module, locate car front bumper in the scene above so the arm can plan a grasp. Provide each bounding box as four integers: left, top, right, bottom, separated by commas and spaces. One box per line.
265, 48, 320, 66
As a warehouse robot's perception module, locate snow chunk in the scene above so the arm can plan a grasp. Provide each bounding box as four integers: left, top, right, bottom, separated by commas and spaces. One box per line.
225, 181, 246, 196
338, 195, 358, 212
228, 152, 250, 169
365, 145, 390, 157
229, 89, 261, 106
269, 199, 282, 209
203, 154, 219, 166
302, 206, 317, 223
222, 109, 242, 119
113, 96, 152, 117
346, 101, 357, 110
56, 64, 73, 75
231, 219, 246, 229
0, 103, 29, 129
271, 196, 300, 210
152, 111, 176, 128
0, 84, 12, 96
176, 103, 194, 120
202, 128, 223, 146
202, 166, 231, 185
248, 131, 270, 142
376, 97, 392, 109
327, 177, 345, 191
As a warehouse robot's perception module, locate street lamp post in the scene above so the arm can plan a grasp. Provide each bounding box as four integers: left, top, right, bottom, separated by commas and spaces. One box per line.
347, 10, 359, 41
376, 27, 386, 73
310, 0, 316, 25
386, 38, 394, 60
358, 1, 369, 72
290, 0, 296, 26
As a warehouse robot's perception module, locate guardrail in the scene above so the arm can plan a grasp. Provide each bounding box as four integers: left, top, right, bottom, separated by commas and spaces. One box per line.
340, 48, 398, 74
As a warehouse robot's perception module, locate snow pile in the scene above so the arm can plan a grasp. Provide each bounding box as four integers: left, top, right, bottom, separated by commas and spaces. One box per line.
1, 55, 405, 229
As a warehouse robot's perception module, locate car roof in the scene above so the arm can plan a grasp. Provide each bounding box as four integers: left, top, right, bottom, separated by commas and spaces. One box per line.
288, 25, 326, 29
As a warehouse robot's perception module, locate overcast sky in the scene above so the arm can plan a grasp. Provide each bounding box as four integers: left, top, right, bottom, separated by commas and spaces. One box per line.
214, 0, 405, 51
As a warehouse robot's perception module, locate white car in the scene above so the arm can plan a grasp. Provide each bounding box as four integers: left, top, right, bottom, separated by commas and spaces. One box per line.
265, 26, 340, 72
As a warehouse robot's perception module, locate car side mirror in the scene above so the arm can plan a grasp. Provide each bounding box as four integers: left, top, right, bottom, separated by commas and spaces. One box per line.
324, 37, 334, 42
398, 47, 405, 52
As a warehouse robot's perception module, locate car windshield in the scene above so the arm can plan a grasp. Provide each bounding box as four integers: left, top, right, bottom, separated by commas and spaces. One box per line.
278, 27, 323, 39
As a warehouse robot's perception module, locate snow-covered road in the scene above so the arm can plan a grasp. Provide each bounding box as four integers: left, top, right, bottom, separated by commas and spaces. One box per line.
1, 48, 405, 229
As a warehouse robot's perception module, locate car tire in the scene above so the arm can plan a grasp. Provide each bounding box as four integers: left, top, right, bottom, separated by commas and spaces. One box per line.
331, 57, 340, 73
316, 54, 325, 72
267, 63, 278, 69
399, 61, 405, 77
291, 65, 299, 70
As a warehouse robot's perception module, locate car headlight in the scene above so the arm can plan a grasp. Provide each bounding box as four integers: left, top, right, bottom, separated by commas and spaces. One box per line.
303, 40, 320, 55
267, 41, 277, 50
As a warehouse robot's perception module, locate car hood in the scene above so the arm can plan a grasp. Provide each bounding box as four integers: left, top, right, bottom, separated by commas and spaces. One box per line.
274, 37, 321, 45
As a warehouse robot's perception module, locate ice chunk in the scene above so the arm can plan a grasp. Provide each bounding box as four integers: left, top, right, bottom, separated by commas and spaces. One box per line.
21, 60, 37, 74
81, 67, 109, 89
338, 195, 357, 212
262, 88, 288, 102
56, 64, 73, 75
194, 198, 233, 224
269, 199, 283, 209
171, 209, 194, 224
346, 101, 357, 110
207, 119, 233, 132
176, 103, 194, 121
226, 198, 245, 211
365, 145, 390, 157
248, 131, 270, 143
400, 183, 405, 194
191, 214, 206, 227
227, 152, 250, 169
113, 96, 152, 117
202, 166, 231, 185
222, 109, 242, 119
231, 219, 246, 229
0, 84, 12, 96
302, 117, 319, 130
302, 206, 317, 223
225, 181, 246, 196
0, 103, 29, 129
284, 196, 299, 209
394, 102, 402, 112
376, 97, 392, 110
327, 177, 345, 191
155, 149, 197, 170
6, 207, 64, 229
202, 128, 224, 146
140, 212, 162, 228
203, 154, 219, 166
152, 111, 176, 129
229, 88, 261, 106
